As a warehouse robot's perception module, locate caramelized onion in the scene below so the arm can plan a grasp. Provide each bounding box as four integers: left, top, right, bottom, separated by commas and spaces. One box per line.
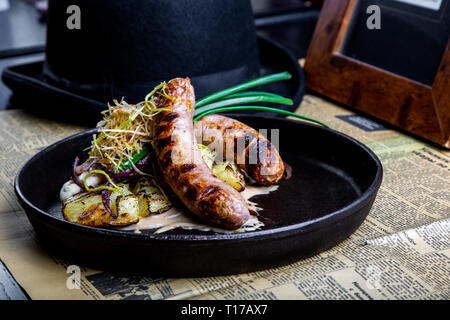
72, 157, 85, 189
111, 168, 135, 180
284, 162, 293, 180
102, 184, 117, 219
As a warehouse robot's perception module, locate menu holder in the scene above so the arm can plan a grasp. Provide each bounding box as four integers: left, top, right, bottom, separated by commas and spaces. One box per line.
304, 0, 450, 148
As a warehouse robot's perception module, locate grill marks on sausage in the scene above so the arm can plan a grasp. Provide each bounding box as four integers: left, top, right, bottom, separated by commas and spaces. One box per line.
163, 112, 179, 122
154, 123, 171, 138
159, 149, 173, 168
174, 171, 214, 202
201, 186, 220, 197
194, 115, 285, 185
197, 193, 221, 215
249, 138, 274, 164
246, 137, 279, 184
152, 78, 249, 230
173, 172, 222, 203
180, 163, 196, 173
184, 184, 199, 201
155, 136, 175, 150
246, 141, 258, 172
231, 132, 257, 167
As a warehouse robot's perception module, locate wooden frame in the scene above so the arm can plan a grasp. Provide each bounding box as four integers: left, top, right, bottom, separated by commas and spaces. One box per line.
304, 0, 450, 148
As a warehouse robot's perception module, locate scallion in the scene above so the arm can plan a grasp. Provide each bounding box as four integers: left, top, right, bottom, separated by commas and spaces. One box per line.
196, 95, 293, 114
110, 72, 327, 174
223, 91, 292, 100
195, 71, 292, 108
193, 105, 329, 128
83, 170, 123, 194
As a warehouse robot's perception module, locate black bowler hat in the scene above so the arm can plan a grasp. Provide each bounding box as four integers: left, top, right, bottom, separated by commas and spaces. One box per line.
2, 0, 304, 123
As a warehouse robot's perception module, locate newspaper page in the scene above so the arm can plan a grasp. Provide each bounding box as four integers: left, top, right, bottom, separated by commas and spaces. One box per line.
0, 94, 448, 300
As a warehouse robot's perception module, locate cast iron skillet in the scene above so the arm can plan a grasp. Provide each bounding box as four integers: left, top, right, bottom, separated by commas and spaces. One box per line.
15, 115, 382, 276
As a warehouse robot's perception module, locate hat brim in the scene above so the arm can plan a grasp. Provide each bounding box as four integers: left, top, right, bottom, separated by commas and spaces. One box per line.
2, 36, 304, 126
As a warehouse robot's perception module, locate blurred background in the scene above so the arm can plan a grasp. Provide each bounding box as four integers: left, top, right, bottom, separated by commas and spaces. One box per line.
0, 0, 323, 110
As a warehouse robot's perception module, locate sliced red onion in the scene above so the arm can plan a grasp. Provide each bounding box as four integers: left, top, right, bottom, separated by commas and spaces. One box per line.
136, 154, 151, 167
134, 154, 152, 174
102, 184, 117, 219
72, 156, 117, 219
74, 157, 92, 175
284, 162, 293, 180
89, 162, 105, 171
72, 157, 109, 190
111, 168, 136, 180
111, 154, 152, 180
72, 157, 86, 189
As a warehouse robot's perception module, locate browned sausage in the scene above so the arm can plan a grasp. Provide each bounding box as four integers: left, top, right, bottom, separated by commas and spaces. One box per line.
152, 78, 249, 230
194, 115, 285, 185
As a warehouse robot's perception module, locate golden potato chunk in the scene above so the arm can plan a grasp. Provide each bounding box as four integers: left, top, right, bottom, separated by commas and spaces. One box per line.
198, 144, 216, 169
133, 178, 171, 217
104, 195, 140, 227
63, 183, 139, 227
212, 161, 246, 192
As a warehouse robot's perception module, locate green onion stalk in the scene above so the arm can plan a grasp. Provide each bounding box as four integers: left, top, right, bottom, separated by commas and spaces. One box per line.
117, 72, 329, 172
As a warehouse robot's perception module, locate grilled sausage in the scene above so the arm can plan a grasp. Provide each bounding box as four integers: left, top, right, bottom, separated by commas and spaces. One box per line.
194, 115, 285, 185
152, 78, 249, 230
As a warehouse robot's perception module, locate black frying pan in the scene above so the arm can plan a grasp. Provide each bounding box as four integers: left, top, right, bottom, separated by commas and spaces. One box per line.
15, 115, 382, 276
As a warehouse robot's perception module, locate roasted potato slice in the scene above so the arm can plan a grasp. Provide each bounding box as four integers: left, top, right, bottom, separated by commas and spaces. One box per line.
104, 195, 140, 227
133, 178, 171, 217
133, 178, 158, 194
144, 193, 171, 215
109, 183, 133, 214
199, 145, 246, 191
212, 161, 246, 192
62, 178, 173, 227
198, 144, 216, 169
63, 183, 139, 227
63, 193, 113, 227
